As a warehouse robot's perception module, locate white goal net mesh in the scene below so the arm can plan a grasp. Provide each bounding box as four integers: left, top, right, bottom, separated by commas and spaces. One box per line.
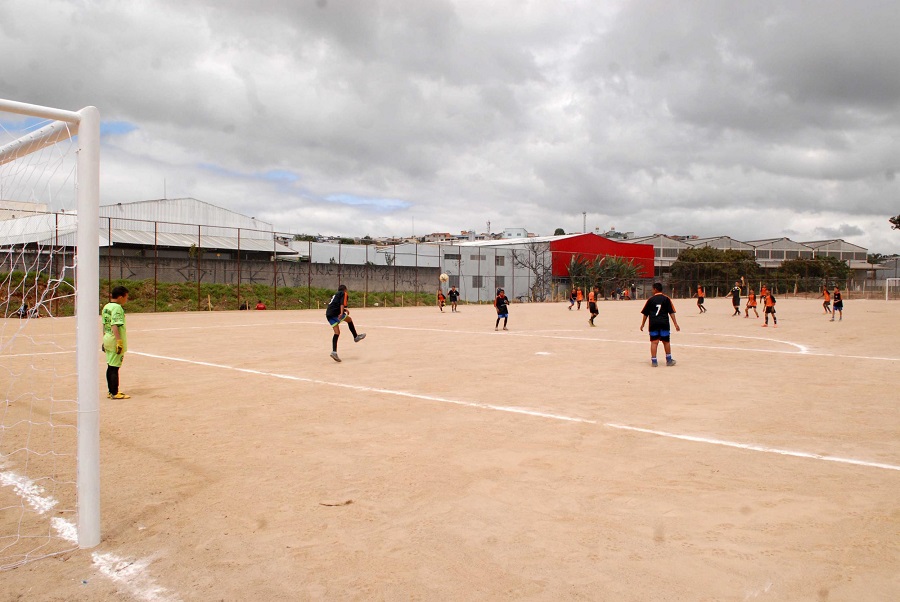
0, 112, 80, 569
887, 278, 900, 301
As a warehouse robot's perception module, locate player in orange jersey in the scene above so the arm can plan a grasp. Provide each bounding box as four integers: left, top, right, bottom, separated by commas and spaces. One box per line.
745, 288, 759, 318
822, 286, 832, 315
588, 286, 599, 326
760, 287, 777, 327
693, 285, 707, 313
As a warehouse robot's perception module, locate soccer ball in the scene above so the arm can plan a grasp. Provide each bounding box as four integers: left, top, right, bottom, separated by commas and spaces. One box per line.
439, 273, 449, 283
374, 303, 379, 307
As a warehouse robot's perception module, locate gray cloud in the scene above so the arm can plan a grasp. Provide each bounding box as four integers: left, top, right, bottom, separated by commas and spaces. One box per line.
814, 224, 865, 238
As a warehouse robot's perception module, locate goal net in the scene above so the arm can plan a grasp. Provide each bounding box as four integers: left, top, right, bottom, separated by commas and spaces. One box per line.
887, 278, 900, 301
0, 99, 100, 569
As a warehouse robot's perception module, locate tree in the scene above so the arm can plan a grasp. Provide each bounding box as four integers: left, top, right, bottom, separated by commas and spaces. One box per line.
510, 241, 553, 301
554, 228, 566, 236
891, 215, 900, 230
567, 254, 641, 295
670, 247, 761, 296
775, 256, 850, 292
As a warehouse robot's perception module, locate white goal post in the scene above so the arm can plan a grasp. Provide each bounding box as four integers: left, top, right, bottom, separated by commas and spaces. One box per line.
0, 99, 100, 549
887, 278, 900, 301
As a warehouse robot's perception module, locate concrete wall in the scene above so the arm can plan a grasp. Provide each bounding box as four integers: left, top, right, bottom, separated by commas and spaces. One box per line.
99, 254, 440, 294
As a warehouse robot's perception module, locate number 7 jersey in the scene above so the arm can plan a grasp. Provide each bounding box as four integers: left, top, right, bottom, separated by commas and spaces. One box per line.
641, 293, 676, 330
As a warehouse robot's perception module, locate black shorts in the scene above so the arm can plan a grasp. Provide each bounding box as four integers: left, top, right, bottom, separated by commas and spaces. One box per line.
697, 298, 704, 305
765, 306, 776, 314
588, 302, 598, 314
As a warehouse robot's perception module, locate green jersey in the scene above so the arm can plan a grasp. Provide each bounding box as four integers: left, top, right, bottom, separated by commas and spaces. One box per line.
101, 301, 127, 366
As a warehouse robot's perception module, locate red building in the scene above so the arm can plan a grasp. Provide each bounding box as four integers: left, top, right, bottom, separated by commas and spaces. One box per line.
550, 233, 654, 278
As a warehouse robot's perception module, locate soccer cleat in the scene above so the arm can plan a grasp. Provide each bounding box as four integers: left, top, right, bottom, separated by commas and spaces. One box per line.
353, 333, 366, 343
761, 323, 768, 327
651, 360, 658, 367
502, 327, 508, 331
330, 351, 341, 362
666, 359, 676, 367
109, 392, 130, 399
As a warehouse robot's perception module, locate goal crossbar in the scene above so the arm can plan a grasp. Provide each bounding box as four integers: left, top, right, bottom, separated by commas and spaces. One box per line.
0, 120, 77, 166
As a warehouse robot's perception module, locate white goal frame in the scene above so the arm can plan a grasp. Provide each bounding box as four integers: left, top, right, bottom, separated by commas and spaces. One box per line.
887, 278, 900, 301
0, 99, 100, 548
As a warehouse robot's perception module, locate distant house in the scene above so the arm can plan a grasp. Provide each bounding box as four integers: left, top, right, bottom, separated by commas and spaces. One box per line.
687, 236, 755, 253
500, 227, 530, 239
621, 234, 693, 276
434, 233, 654, 302
800, 239, 869, 269
744, 238, 815, 268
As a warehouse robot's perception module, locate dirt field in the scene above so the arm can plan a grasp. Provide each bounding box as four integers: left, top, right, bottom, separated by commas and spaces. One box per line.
2, 296, 899, 601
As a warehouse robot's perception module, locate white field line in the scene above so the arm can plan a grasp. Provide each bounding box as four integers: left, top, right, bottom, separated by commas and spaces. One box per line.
132, 321, 900, 361
133, 351, 900, 473
0, 465, 180, 600
604, 424, 900, 472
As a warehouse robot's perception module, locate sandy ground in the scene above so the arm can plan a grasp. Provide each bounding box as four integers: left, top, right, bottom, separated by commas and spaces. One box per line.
2, 296, 899, 601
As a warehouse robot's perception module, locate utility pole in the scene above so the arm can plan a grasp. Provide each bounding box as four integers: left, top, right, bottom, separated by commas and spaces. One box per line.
582, 212, 586, 233
487, 221, 490, 236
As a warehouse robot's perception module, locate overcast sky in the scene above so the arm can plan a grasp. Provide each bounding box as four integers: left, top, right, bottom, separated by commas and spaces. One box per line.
2, 0, 899, 252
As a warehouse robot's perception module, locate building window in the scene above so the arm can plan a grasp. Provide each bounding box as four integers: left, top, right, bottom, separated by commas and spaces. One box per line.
800, 251, 813, 259
444, 253, 461, 260
756, 250, 770, 259
470, 254, 486, 261
785, 250, 798, 259
472, 275, 484, 288
495, 255, 505, 267
449, 275, 459, 288
495, 276, 505, 289
771, 250, 784, 259
663, 248, 679, 258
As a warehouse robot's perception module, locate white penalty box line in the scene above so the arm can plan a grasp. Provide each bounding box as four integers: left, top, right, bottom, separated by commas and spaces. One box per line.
133, 351, 900, 473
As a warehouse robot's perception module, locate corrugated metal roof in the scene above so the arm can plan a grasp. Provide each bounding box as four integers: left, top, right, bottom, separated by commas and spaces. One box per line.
109, 229, 295, 254
99, 198, 273, 234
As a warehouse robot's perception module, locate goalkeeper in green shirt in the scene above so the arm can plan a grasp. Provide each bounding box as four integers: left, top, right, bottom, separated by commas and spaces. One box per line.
101, 286, 130, 399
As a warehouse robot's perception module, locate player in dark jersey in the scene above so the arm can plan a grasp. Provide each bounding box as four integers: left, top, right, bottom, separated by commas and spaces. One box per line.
640, 282, 680, 367
831, 286, 843, 321
325, 284, 365, 362
448, 286, 460, 312
494, 288, 509, 330
728, 281, 741, 316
